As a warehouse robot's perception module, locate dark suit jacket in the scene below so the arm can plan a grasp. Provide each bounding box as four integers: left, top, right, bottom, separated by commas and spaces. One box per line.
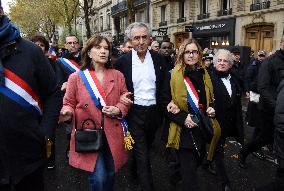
210, 69, 244, 144
274, 80, 284, 161
115, 50, 167, 107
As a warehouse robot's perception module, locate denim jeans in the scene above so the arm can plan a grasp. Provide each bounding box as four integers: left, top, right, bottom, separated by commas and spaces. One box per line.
88, 141, 115, 191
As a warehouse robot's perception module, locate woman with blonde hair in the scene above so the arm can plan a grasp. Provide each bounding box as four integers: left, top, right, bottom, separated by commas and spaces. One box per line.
165, 38, 220, 191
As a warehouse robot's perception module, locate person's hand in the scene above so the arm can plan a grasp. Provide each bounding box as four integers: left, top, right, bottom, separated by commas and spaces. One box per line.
58, 110, 72, 123
102, 106, 121, 117
61, 82, 68, 91
184, 114, 198, 128
167, 100, 180, 114
245, 91, 250, 99
120, 92, 133, 106
206, 107, 215, 118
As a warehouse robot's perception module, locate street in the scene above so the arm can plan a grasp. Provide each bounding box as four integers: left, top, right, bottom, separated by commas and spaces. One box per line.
44, 120, 277, 191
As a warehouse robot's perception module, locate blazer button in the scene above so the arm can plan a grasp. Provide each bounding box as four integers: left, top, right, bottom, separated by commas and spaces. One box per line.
115, 123, 119, 127
84, 104, 88, 108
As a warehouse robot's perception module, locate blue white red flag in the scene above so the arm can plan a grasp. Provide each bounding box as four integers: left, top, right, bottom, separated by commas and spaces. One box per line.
49, 47, 57, 60
184, 76, 199, 114
58, 58, 80, 73
0, 68, 43, 117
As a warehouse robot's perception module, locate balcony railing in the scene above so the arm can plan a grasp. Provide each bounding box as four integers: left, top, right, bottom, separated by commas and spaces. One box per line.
197, 13, 210, 20
133, 0, 146, 7
217, 8, 232, 16
111, 1, 128, 15
159, 21, 167, 27
177, 17, 186, 23
250, 1, 270, 11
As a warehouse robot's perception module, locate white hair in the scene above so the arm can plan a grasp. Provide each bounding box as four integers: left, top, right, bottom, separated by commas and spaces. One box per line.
213, 49, 234, 66
125, 22, 151, 40
151, 41, 159, 47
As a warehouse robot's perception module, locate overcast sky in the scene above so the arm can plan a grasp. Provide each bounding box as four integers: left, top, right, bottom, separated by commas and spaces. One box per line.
2, 0, 13, 13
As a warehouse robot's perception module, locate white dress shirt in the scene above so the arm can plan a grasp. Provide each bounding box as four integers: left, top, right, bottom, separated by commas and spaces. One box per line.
132, 49, 156, 106
221, 74, 232, 97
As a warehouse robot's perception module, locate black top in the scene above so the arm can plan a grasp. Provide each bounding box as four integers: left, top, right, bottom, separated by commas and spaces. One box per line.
0, 38, 61, 184
274, 80, 284, 162
258, 49, 284, 113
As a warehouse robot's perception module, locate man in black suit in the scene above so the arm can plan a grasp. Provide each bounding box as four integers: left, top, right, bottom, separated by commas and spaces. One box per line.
115, 22, 166, 191
210, 49, 244, 191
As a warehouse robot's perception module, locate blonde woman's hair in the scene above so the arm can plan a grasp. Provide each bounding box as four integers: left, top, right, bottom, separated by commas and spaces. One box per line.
176, 38, 203, 69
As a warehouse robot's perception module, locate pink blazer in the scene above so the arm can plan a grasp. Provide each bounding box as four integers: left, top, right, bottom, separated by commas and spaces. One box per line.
61, 69, 129, 172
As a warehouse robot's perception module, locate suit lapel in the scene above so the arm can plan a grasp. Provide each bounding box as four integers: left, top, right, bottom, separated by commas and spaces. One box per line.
127, 53, 133, 92
230, 77, 237, 103
150, 51, 160, 85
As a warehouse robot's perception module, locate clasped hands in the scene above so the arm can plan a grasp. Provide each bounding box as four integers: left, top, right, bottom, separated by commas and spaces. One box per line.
58, 106, 121, 123
166, 101, 215, 129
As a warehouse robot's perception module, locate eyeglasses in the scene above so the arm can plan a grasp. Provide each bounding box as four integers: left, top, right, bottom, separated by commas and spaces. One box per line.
66, 41, 79, 45
132, 35, 149, 42
184, 50, 199, 56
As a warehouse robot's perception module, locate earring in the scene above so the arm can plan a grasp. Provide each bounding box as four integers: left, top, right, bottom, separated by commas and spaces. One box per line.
88, 51, 91, 58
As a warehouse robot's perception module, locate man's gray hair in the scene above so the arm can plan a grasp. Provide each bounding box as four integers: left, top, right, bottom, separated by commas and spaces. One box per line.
125, 22, 151, 40
213, 49, 234, 66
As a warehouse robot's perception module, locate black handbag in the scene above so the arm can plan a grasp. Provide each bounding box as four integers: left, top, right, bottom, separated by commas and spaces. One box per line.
197, 111, 214, 143
74, 113, 104, 153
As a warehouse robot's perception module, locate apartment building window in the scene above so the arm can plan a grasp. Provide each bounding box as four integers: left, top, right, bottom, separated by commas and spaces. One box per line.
221, 0, 230, 10
200, 0, 208, 14
100, 16, 103, 31
120, 16, 127, 33
136, 10, 145, 22
250, 0, 270, 11
159, 5, 167, 26
218, 0, 232, 16
161, 5, 166, 22
179, 0, 185, 18
107, 13, 111, 30
198, 0, 209, 19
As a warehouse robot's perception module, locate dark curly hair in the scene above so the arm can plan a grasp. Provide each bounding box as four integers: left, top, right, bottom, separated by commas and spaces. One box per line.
81, 35, 112, 70
30, 35, 50, 52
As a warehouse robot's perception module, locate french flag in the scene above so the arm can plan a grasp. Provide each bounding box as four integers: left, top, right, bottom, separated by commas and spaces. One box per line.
49, 47, 57, 60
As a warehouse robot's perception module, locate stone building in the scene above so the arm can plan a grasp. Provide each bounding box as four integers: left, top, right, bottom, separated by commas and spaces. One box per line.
151, 0, 284, 52
235, 0, 284, 53
93, 0, 112, 38
111, 0, 150, 45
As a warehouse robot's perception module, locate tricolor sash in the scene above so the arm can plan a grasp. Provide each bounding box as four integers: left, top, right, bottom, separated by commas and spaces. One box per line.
79, 69, 134, 150
58, 58, 80, 73
184, 76, 199, 114
0, 68, 42, 117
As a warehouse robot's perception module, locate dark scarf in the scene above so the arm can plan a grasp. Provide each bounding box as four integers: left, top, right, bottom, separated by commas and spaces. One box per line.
0, 15, 20, 47
0, 16, 20, 86
215, 69, 231, 78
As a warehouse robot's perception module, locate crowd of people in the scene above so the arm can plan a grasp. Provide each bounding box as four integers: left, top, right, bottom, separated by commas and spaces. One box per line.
1, 3, 284, 191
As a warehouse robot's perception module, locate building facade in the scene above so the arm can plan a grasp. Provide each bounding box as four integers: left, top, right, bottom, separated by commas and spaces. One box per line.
91, 0, 284, 51
151, 0, 284, 52
235, 0, 284, 53
93, 0, 112, 38
111, 0, 150, 45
